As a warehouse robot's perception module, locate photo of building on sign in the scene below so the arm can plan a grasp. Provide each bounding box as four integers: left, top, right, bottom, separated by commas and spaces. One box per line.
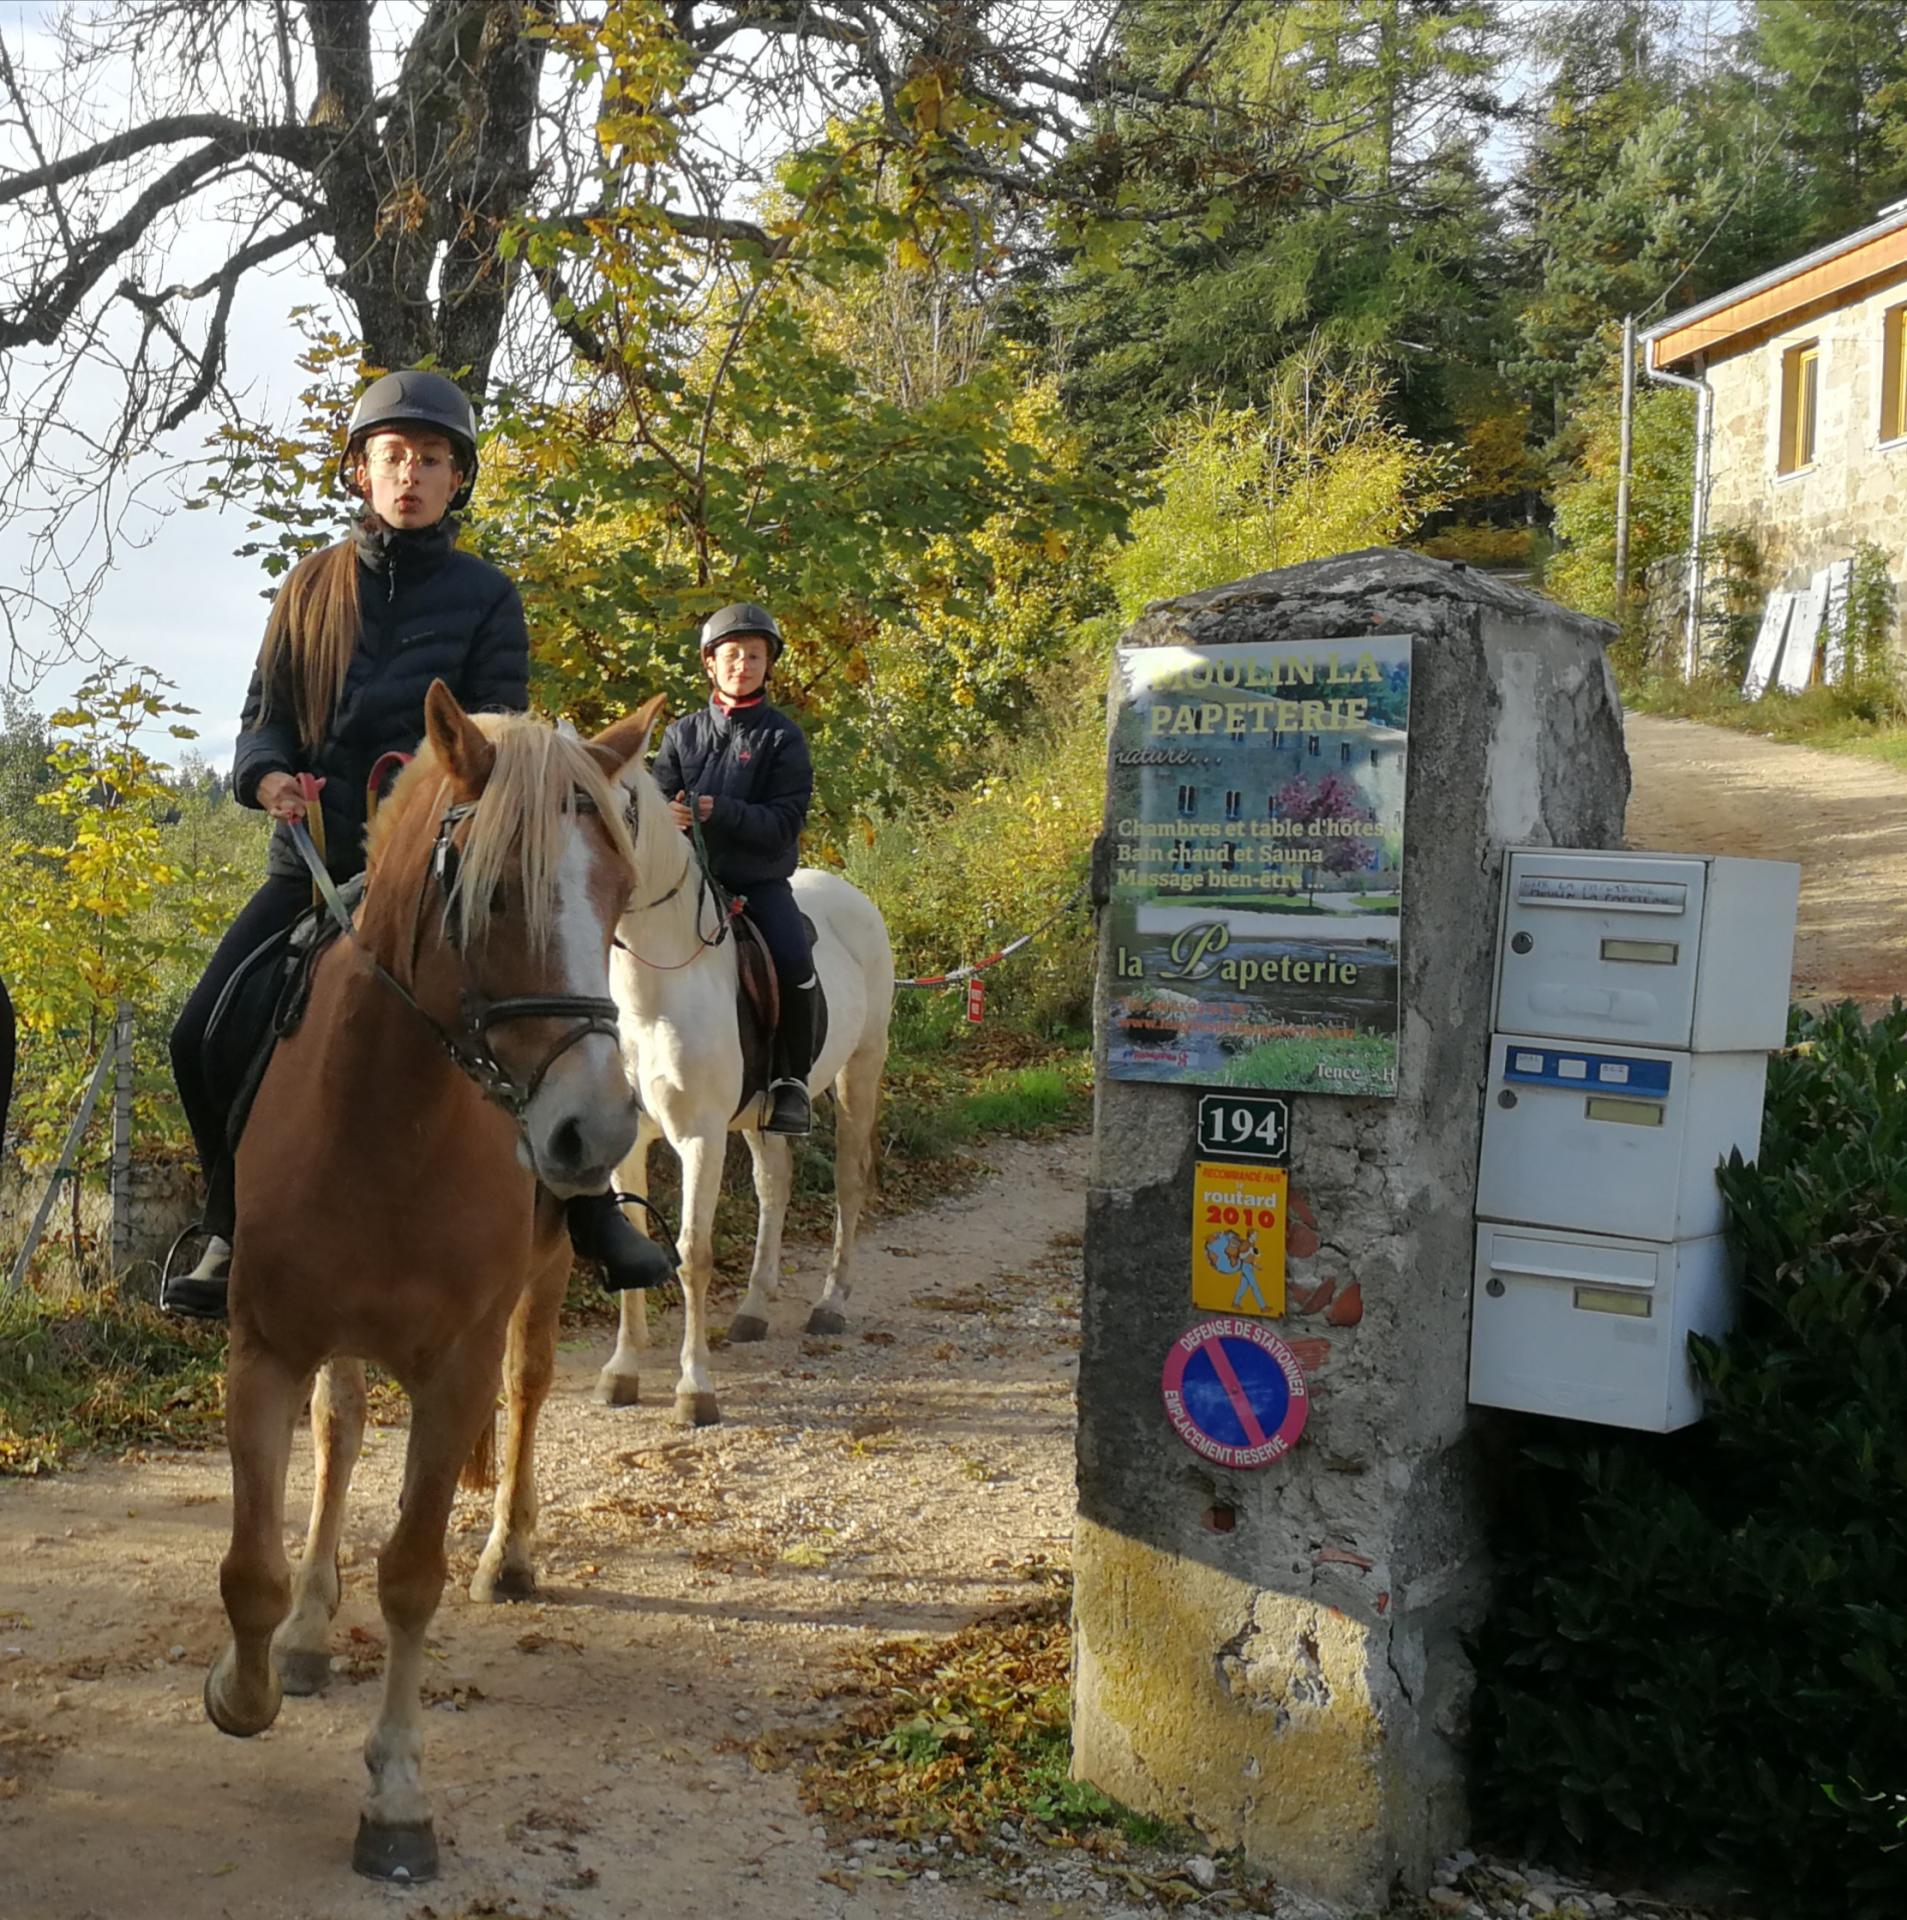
1104, 635, 1411, 1096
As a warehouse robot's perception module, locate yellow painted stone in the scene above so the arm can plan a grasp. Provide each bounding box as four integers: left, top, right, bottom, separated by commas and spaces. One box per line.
1071, 1517, 1387, 1901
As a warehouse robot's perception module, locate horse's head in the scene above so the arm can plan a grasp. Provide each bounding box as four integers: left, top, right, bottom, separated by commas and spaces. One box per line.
364, 681, 665, 1195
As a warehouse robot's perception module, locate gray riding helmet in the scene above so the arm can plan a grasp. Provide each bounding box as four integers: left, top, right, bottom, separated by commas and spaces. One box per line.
699, 602, 785, 661
343, 368, 481, 510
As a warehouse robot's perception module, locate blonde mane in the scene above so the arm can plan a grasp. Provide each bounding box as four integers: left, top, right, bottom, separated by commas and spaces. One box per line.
370, 713, 639, 952
617, 750, 690, 904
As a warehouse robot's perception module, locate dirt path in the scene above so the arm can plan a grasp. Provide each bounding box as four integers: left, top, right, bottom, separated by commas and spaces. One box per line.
0, 1136, 1090, 1920
1624, 713, 1907, 1007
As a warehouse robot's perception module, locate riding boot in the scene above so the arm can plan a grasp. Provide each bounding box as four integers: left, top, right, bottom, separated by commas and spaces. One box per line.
566, 1190, 677, 1291
763, 977, 817, 1136
161, 1234, 232, 1321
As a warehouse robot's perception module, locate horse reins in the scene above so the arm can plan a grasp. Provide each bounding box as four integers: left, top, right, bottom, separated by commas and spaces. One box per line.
287, 799, 623, 1128
611, 788, 743, 971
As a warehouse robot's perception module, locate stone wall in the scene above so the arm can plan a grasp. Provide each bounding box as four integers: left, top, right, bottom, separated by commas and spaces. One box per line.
1702, 271, 1907, 636
1074, 550, 1629, 1909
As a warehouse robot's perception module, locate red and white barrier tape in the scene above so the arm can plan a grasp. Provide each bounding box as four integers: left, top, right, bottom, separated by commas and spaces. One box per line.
893, 880, 1091, 990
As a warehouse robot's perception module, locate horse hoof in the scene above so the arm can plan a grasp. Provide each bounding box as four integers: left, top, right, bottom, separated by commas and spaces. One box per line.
353, 1815, 439, 1883
276, 1647, 332, 1697
728, 1313, 770, 1344
673, 1391, 721, 1428
804, 1306, 847, 1337
594, 1369, 641, 1408
471, 1559, 538, 1605
203, 1653, 281, 1738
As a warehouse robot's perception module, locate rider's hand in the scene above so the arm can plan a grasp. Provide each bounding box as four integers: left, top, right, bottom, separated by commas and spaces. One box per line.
667, 790, 692, 832
695, 794, 713, 822
257, 771, 322, 824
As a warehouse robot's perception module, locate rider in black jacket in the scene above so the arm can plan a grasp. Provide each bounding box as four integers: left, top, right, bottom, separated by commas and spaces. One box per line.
651, 603, 818, 1134
163, 370, 670, 1316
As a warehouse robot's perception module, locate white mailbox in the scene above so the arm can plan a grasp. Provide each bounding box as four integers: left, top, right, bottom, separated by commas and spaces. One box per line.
1475, 1035, 1766, 1242
1494, 850, 1798, 1052
1469, 1223, 1736, 1431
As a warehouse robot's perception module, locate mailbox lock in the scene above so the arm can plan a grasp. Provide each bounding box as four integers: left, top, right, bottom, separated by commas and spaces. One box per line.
1510, 931, 1534, 955
1497, 1089, 1518, 1109
1485, 1277, 1506, 1298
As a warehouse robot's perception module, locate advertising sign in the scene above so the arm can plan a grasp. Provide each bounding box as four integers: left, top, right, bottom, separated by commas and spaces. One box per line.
1104, 635, 1411, 1097
1191, 1162, 1287, 1317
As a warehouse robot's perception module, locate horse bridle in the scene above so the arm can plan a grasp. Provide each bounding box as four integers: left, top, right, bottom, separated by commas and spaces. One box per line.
291, 798, 623, 1128
612, 786, 741, 969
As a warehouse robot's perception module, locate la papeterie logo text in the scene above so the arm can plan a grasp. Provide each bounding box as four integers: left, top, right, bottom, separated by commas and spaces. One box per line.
1116, 921, 1362, 989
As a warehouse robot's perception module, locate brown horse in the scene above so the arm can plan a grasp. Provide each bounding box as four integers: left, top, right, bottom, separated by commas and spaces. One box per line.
203, 682, 661, 1882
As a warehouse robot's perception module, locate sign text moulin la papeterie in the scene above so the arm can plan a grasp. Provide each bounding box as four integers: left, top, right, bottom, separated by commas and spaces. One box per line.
1104, 636, 1412, 1098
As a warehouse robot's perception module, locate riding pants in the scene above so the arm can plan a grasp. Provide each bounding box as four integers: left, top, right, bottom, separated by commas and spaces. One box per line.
738, 878, 816, 1081
169, 873, 313, 1234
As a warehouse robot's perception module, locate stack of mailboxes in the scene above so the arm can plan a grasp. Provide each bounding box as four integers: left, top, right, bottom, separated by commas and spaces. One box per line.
1469, 849, 1800, 1432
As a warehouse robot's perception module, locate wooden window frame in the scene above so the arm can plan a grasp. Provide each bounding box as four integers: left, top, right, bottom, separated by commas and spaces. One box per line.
1777, 339, 1820, 476
1883, 303, 1907, 445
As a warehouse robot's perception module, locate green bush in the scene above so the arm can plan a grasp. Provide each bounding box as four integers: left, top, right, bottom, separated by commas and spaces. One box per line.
844, 656, 1101, 1034
1472, 1002, 1907, 1919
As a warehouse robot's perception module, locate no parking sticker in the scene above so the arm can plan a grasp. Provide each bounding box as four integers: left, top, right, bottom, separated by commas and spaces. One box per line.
1161, 1318, 1310, 1470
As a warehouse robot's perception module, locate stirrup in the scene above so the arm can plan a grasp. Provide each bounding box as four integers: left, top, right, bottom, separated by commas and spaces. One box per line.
762, 1078, 813, 1136
160, 1231, 231, 1322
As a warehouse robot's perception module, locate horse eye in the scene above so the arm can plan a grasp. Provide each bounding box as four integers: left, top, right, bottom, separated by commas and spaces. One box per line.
572, 792, 598, 816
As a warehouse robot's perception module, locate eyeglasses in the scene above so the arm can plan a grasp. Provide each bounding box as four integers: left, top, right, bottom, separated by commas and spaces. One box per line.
364, 445, 453, 476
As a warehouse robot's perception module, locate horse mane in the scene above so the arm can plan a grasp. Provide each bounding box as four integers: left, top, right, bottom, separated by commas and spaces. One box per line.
369, 713, 640, 953
616, 751, 686, 901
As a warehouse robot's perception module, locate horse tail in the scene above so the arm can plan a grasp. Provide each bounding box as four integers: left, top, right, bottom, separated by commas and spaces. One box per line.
460, 1409, 498, 1492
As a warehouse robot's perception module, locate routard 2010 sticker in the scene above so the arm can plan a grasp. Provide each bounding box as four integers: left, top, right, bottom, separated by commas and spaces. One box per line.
1160, 1317, 1310, 1470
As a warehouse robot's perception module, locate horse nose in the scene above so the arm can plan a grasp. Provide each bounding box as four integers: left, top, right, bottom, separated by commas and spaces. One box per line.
542, 1092, 638, 1194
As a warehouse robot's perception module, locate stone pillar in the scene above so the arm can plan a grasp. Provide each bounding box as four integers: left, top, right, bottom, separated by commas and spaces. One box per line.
1073, 550, 1629, 1906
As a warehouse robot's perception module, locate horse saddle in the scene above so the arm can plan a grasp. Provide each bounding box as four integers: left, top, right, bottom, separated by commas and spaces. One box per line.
731, 906, 828, 1123
202, 882, 361, 1153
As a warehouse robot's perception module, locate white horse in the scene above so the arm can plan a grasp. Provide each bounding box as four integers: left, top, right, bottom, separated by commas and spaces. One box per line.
595, 752, 895, 1425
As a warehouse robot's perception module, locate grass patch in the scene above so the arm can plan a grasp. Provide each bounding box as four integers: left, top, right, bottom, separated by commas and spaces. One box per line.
1623, 673, 1907, 765
1214, 1030, 1394, 1089
0, 1280, 225, 1476
792, 1569, 1192, 1853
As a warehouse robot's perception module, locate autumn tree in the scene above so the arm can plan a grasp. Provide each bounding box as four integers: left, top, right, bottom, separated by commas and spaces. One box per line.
0, 0, 1336, 681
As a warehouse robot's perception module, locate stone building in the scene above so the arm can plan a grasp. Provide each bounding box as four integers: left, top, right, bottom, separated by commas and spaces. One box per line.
1643, 202, 1907, 645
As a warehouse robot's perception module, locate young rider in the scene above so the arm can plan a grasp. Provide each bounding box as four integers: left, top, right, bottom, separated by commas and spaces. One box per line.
162, 368, 670, 1317
651, 603, 818, 1134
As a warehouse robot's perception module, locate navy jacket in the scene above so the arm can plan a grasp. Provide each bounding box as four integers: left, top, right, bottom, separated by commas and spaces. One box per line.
651, 698, 813, 887
231, 519, 529, 880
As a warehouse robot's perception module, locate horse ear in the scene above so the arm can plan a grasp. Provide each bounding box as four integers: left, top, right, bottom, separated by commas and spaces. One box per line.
587, 694, 667, 783
424, 679, 496, 797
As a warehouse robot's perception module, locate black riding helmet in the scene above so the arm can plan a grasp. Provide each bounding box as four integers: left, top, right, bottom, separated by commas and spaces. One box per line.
342, 368, 481, 511
699, 602, 784, 662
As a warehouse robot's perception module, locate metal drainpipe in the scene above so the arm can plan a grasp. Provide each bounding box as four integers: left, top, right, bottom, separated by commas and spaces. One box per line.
1643, 352, 1713, 678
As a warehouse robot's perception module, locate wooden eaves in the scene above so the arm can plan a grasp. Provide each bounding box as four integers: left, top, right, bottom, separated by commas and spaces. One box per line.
1645, 206, 1907, 373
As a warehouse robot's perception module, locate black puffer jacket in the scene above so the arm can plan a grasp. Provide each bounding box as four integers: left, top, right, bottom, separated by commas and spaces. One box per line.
231, 518, 529, 880
650, 698, 813, 887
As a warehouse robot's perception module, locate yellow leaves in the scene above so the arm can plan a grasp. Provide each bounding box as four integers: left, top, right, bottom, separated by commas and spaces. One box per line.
907, 71, 947, 135
1041, 529, 1069, 563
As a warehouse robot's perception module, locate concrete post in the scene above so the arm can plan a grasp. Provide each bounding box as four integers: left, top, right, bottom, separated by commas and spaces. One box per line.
1073, 550, 1629, 1908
